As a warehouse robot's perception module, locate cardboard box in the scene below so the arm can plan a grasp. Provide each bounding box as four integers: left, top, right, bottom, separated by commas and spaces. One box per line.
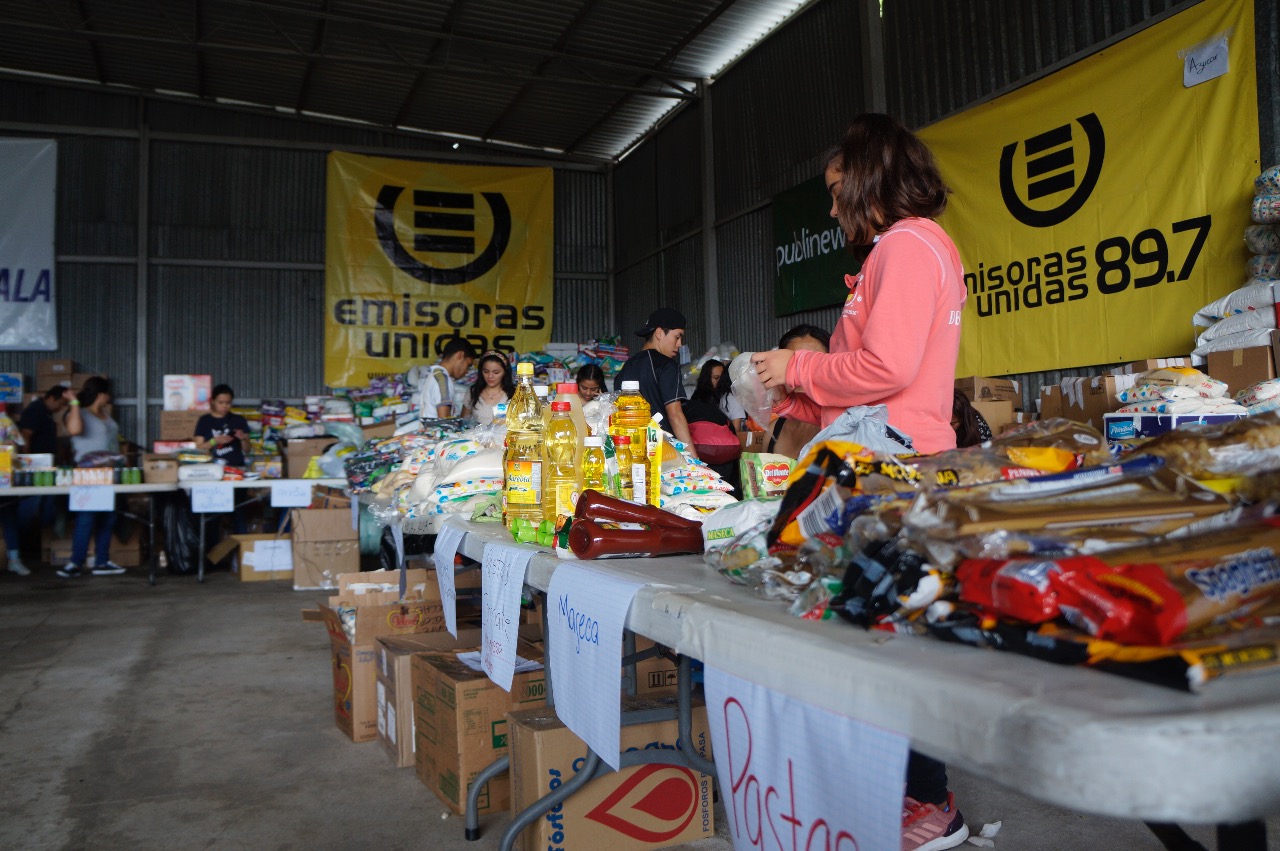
44, 523, 145, 568
1110, 356, 1193, 375
35, 371, 71, 391
284, 436, 340, 479
35, 358, 73, 375
1038, 385, 1064, 419
738, 429, 767, 453
1103, 412, 1248, 445
1205, 330, 1280, 396
0, 373, 23, 404
290, 507, 359, 590
229, 533, 294, 582
159, 410, 203, 440
141, 453, 179, 483
509, 698, 714, 851
971, 399, 1017, 435
376, 625, 543, 769
631, 636, 677, 696
955, 376, 1022, 404
413, 646, 547, 814
162, 374, 212, 411
362, 421, 397, 441
1055, 374, 1139, 432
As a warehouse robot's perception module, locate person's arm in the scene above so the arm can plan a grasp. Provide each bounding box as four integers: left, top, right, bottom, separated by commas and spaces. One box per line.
771, 389, 822, 425
234, 416, 251, 455
785, 233, 947, 408
64, 392, 84, 437
194, 415, 221, 451
664, 400, 697, 459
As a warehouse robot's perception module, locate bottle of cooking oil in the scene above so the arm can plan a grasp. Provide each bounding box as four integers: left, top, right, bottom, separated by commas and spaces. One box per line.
503, 362, 545, 528
542, 401, 579, 520
582, 435, 606, 492
610, 380, 650, 497
614, 434, 634, 501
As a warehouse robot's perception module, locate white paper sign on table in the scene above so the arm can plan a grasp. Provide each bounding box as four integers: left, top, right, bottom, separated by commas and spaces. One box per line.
547, 561, 647, 770
704, 665, 908, 851
190, 483, 234, 513
433, 520, 467, 637
69, 486, 115, 512
270, 480, 312, 508
480, 542, 535, 692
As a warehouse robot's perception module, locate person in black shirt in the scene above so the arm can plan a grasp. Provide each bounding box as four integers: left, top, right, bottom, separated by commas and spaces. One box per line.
195, 384, 251, 468
15, 387, 73, 548
612, 307, 698, 458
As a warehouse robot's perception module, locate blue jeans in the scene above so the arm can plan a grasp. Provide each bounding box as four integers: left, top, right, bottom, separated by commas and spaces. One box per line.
1, 504, 18, 551
18, 495, 57, 527
72, 511, 116, 566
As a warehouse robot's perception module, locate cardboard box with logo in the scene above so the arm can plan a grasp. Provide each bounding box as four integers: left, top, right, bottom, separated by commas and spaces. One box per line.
141, 453, 179, 483
630, 637, 678, 696
289, 505, 359, 590
955, 376, 1021, 404
412, 643, 547, 815
508, 697, 714, 851
159, 410, 203, 441
284, 436, 340, 479
307, 568, 449, 743
1205, 330, 1280, 396
376, 624, 543, 769
162, 374, 212, 411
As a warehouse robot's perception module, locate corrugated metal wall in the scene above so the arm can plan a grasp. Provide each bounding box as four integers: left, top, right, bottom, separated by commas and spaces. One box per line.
0, 75, 608, 447
613, 0, 1280, 408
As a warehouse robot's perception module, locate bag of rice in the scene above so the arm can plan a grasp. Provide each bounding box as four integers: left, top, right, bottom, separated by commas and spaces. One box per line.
1247, 254, 1280, 278
1192, 328, 1280, 361
1193, 278, 1280, 326
1245, 224, 1280, 255
1235, 378, 1280, 408
1195, 305, 1277, 346
1136, 367, 1229, 398
1252, 194, 1280, 224
1257, 164, 1280, 195
1115, 383, 1199, 404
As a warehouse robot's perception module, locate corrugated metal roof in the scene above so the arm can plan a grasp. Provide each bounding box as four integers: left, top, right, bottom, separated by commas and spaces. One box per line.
0, 0, 813, 163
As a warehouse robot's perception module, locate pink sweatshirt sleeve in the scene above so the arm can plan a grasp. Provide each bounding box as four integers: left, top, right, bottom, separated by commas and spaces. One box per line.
772, 389, 822, 425
784, 231, 944, 408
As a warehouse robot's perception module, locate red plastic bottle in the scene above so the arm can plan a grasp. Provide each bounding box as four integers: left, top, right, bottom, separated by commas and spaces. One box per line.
568, 517, 705, 559
573, 489, 702, 530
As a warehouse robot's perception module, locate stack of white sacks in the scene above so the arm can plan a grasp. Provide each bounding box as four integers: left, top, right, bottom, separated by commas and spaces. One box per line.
1114, 367, 1246, 416
1191, 165, 1280, 362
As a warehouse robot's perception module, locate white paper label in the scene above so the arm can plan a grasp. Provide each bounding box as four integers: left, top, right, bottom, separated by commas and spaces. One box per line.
705, 665, 909, 851
434, 520, 466, 637
244, 539, 292, 572
547, 562, 647, 770
376, 681, 387, 736
270, 479, 312, 508
69, 485, 114, 512
190, 483, 234, 513
1183, 35, 1229, 87
386, 703, 396, 743
480, 542, 534, 691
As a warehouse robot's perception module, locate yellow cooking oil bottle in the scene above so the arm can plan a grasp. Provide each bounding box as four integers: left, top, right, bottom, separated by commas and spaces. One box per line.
582, 435, 606, 492
610, 380, 650, 503
542, 400, 579, 520
503, 362, 545, 528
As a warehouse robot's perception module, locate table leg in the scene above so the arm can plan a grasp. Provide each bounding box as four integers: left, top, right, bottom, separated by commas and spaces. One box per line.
197, 510, 206, 583
1218, 821, 1267, 851
463, 755, 510, 841
498, 751, 603, 851
147, 494, 158, 586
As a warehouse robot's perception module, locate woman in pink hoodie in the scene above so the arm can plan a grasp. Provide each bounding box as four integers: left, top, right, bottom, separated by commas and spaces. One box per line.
755, 113, 966, 455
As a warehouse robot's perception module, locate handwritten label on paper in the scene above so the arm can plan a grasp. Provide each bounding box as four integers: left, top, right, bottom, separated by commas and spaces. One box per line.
480, 542, 534, 692
704, 666, 908, 851
433, 521, 466, 637
547, 562, 647, 770
270, 480, 312, 508
190, 483, 234, 513
1183, 34, 1229, 87
69, 486, 115, 512
244, 539, 292, 572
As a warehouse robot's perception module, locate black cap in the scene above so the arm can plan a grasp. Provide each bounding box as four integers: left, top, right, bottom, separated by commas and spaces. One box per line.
635, 307, 688, 337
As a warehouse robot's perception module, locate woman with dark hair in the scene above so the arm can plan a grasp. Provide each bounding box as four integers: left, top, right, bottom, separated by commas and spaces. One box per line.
752, 114, 969, 851
575, 364, 605, 403
59, 376, 124, 578
463, 353, 515, 425
691, 360, 746, 432
777, 324, 831, 352
951, 389, 992, 447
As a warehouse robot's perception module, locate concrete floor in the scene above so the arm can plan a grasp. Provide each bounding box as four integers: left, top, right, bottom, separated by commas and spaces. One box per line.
2, 564, 1277, 851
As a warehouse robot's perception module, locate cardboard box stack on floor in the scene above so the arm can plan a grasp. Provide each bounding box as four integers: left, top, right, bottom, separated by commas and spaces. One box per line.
955, 375, 1024, 434
290, 491, 358, 590
308, 568, 449, 743
508, 697, 715, 851
412, 639, 547, 815
1204, 330, 1280, 396
42, 523, 146, 568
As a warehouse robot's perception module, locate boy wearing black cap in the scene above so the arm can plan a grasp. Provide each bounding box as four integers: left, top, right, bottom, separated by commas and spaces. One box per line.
613, 307, 698, 458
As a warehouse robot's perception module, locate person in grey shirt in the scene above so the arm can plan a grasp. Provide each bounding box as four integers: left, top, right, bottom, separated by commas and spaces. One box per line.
59, 376, 124, 578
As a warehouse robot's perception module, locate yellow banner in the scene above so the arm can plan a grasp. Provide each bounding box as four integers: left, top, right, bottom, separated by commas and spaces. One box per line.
324, 153, 554, 387
919, 0, 1258, 376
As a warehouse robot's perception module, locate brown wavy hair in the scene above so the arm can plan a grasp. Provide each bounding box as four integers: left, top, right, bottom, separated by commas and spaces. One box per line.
825, 113, 949, 245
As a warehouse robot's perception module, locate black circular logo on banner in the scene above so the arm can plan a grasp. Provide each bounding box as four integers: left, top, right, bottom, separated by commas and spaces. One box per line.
999, 113, 1105, 228
375, 185, 512, 285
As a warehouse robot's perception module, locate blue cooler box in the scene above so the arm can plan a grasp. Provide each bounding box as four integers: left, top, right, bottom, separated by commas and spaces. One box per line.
1103, 412, 1247, 444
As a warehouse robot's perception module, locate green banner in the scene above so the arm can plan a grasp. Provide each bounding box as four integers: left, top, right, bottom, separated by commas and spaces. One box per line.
772, 175, 863, 315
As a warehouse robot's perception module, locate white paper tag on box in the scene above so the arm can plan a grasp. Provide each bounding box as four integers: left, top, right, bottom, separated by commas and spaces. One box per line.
270, 480, 312, 508
190, 483, 234, 513
244, 539, 292, 572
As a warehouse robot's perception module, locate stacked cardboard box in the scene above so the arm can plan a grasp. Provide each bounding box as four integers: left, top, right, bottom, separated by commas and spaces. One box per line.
283, 436, 340, 479
1037, 373, 1141, 433
956, 376, 1024, 434
34, 358, 74, 393
412, 641, 547, 815
1205, 330, 1280, 396
290, 498, 358, 590
309, 568, 449, 743
508, 697, 715, 851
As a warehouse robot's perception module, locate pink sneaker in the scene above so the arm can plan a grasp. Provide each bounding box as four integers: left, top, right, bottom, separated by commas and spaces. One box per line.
901, 792, 969, 851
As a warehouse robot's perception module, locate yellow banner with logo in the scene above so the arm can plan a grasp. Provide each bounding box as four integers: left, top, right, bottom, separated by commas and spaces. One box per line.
325, 153, 554, 387
919, 0, 1258, 377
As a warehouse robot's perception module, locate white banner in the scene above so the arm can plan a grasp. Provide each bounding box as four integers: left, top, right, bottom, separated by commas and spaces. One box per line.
704, 665, 909, 851
0, 139, 57, 351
